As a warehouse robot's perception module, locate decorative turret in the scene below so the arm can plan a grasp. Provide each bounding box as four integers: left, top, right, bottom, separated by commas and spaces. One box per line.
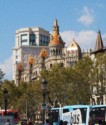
95, 30, 103, 51
67, 38, 81, 58
17, 62, 23, 83
67, 39, 82, 64
39, 48, 48, 69
28, 55, 35, 65
28, 55, 35, 81
49, 19, 64, 46
49, 19, 65, 57
39, 48, 48, 59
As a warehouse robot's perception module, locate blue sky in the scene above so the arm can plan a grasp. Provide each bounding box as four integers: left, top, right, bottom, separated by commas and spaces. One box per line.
0, 0, 106, 80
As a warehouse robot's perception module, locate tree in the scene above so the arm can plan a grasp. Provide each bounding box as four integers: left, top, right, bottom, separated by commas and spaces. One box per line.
40, 57, 94, 107
70, 56, 94, 104
0, 69, 5, 83
40, 64, 72, 107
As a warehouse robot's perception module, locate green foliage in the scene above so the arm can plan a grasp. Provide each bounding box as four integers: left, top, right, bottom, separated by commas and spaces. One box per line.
0, 53, 106, 118
40, 57, 94, 107
0, 69, 5, 83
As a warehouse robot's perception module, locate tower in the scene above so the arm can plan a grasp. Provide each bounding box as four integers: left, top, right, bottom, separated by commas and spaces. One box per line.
95, 30, 103, 52
49, 19, 65, 57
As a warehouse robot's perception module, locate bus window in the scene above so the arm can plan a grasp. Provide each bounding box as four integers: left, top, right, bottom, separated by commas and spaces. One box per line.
90, 107, 106, 124
63, 109, 69, 113
49, 109, 59, 124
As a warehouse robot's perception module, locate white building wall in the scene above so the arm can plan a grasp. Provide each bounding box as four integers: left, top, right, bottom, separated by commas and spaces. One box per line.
13, 27, 50, 83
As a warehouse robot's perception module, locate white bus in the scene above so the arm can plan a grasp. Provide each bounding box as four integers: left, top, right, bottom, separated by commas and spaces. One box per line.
49, 105, 91, 125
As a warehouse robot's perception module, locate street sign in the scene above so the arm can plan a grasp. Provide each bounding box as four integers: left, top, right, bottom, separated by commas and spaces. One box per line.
42, 103, 46, 109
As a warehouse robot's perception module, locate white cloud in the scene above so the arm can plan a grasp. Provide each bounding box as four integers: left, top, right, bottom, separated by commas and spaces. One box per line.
78, 6, 94, 26
96, 3, 104, 8
61, 30, 106, 51
0, 56, 13, 80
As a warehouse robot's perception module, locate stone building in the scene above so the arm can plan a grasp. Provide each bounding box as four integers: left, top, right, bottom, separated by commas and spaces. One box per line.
13, 19, 106, 105
90, 30, 106, 105
15, 19, 82, 85
13, 27, 50, 83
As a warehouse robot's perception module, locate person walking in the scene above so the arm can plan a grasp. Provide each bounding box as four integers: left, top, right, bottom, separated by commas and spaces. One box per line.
5, 119, 10, 125
44, 119, 50, 125
59, 120, 63, 125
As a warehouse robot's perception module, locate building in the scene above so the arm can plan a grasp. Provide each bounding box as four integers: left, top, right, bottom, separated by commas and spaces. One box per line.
13, 19, 106, 104
13, 27, 50, 83
90, 30, 106, 105
14, 19, 82, 84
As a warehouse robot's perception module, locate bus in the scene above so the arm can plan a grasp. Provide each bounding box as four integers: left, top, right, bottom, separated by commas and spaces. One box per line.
0, 109, 19, 124
89, 105, 106, 125
49, 105, 91, 125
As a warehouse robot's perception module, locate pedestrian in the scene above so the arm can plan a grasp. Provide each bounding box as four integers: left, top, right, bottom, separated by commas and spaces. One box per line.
27, 118, 33, 125
5, 119, 10, 125
44, 119, 50, 125
59, 120, 63, 125
29, 119, 33, 125
63, 121, 67, 125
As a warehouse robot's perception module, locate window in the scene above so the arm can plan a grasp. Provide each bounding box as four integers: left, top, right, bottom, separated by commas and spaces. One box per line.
39, 34, 49, 46
30, 34, 36, 46
16, 55, 18, 59
16, 61, 18, 64
21, 34, 28, 46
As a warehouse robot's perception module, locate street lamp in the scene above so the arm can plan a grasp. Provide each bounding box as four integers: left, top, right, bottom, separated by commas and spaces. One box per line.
41, 79, 47, 124
3, 88, 8, 115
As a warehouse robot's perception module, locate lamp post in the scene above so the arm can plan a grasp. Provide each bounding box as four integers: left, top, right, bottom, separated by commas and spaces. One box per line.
3, 88, 8, 115
41, 79, 47, 124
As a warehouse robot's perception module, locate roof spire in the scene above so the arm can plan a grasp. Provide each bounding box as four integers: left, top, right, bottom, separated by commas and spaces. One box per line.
52, 19, 59, 34
49, 19, 65, 46
95, 30, 103, 51
54, 19, 58, 27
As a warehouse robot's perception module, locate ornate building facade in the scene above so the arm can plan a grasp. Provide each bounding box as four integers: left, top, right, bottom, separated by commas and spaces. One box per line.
15, 19, 82, 85
13, 19, 106, 105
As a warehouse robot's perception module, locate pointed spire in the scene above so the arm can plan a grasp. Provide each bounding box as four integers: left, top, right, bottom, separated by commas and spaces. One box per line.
52, 19, 59, 34
54, 19, 58, 27
49, 19, 65, 46
95, 30, 103, 51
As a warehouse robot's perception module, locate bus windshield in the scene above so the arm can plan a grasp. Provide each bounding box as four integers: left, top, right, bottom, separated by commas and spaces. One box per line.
90, 106, 106, 124
49, 109, 59, 124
